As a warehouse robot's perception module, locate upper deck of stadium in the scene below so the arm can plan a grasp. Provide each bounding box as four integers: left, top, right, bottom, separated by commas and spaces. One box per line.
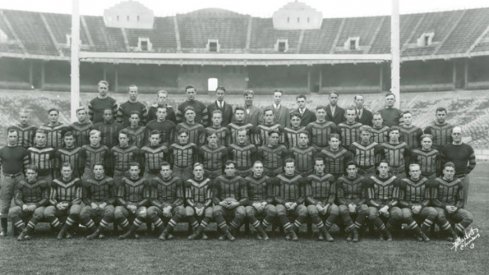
1, 6, 489, 60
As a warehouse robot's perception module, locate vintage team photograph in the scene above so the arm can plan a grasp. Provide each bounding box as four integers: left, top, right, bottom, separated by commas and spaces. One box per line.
0, 0, 487, 273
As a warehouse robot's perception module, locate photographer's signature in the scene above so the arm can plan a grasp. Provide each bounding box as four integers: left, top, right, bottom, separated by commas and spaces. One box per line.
451, 227, 480, 251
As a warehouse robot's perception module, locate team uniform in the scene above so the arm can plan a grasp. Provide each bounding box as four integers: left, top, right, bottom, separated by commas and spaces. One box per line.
177, 100, 208, 124
320, 146, 354, 178
227, 122, 254, 144
80, 175, 116, 236
28, 145, 55, 182
228, 143, 257, 177
198, 145, 228, 179
8, 178, 49, 237
10, 124, 37, 149
253, 123, 284, 146
147, 175, 185, 237
145, 119, 176, 146
283, 126, 306, 148
175, 122, 206, 147
185, 177, 214, 237
69, 121, 94, 147
306, 121, 337, 149
124, 126, 146, 148
114, 176, 151, 235
80, 144, 110, 180
168, 143, 197, 180
305, 173, 339, 239
371, 126, 390, 144
212, 175, 248, 237
245, 174, 276, 237
399, 125, 423, 149
55, 146, 83, 178
338, 122, 362, 147
118, 101, 148, 127
273, 173, 308, 239
288, 146, 318, 176
256, 144, 288, 176
424, 122, 453, 149
110, 145, 141, 185
205, 126, 229, 147
430, 177, 473, 238
93, 120, 123, 149
147, 104, 177, 124
88, 96, 118, 123
411, 148, 441, 179
349, 141, 383, 175
380, 142, 410, 177
44, 177, 82, 234
140, 144, 168, 178
39, 122, 66, 149
336, 175, 369, 237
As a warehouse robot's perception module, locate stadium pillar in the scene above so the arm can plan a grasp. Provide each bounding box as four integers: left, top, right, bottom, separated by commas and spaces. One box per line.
390, 0, 400, 108
307, 66, 311, 92
40, 61, 45, 89
114, 66, 119, 92
452, 60, 457, 89
379, 64, 384, 91
464, 59, 469, 89
70, 0, 80, 122
318, 65, 323, 92
28, 61, 33, 87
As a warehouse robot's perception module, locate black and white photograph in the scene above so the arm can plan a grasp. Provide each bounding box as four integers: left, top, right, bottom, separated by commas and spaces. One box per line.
0, 0, 487, 273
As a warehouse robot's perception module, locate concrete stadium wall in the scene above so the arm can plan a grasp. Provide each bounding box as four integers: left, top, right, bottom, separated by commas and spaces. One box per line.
177, 65, 248, 93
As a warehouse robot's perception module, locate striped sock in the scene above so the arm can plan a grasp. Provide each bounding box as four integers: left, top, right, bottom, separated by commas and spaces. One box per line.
167, 219, 177, 229
154, 218, 163, 228
252, 220, 261, 229
51, 218, 61, 228
85, 219, 95, 229
133, 218, 143, 227
120, 219, 130, 229
14, 221, 25, 230
262, 219, 270, 228
455, 223, 465, 235
100, 220, 110, 229
66, 218, 75, 227
200, 220, 208, 229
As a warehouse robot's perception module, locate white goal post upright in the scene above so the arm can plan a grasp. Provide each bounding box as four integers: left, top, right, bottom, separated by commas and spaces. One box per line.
70, 0, 80, 122
391, 0, 401, 108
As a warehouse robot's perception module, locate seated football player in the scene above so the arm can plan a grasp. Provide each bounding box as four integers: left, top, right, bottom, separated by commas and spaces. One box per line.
245, 161, 276, 240
306, 106, 337, 150
305, 157, 337, 242
213, 161, 248, 241
284, 113, 305, 149
168, 129, 197, 181
28, 129, 55, 183
198, 132, 228, 179
115, 162, 151, 239
256, 129, 288, 177
55, 131, 83, 179
397, 163, 433, 242
185, 163, 214, 240
145, 106, 176, 146
370, 112, 389, 144
364, 161, 401, 241
44, 163, 82, 239
254, 108, 283, 146
141, 130, 168, 179
80, 129, 110, 181
123, 112, 146, 148
320, 133, 353, 179
337, 107, 362, 148
350, 125, 383, 175
336, 162, 369, 242
228, 129, 258, 177
227, 107, 254, 145
289, 131, 318, 176
410, 134, 441, 179
430, 162, 473, 241
205, 110, 229, 147
110, 130, 141, 187
69, 107, 94, 147
274, 159, 307, 241
175, 107, 206, 147
380, 126, 410, 178
399, 111, 423, 150
9, 165, 49, 241
148, 162, 185, 241
81, 163, 116, 240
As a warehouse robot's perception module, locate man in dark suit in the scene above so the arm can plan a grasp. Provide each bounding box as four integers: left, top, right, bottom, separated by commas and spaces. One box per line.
292, 94, 316, 126
207, 86, 233, 127
354, 95, 373, 126
266, 90, 289, 127
325, 91, 345, 125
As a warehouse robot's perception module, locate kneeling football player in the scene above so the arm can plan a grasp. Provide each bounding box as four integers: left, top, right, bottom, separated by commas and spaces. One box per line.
305, 157, 337, 242
44, 163, 82, 239
245, 161, 276, 240
147, 162, 185, 240
213, 160, 248, 241
336, 162, 369, 242
115, 162, 151, 239
274, 159, 307, 241
10, 165, 49, 241
80, 163, 116, 239
185, 163, 214, 240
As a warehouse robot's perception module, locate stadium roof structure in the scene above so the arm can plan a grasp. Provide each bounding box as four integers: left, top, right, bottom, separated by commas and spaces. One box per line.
1, 7, 489, 65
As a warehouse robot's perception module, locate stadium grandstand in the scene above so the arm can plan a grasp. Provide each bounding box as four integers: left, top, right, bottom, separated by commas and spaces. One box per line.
0, 1, 489, 94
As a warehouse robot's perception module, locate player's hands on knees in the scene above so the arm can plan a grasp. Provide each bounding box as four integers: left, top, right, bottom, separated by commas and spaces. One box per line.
163, 206, 172, 218
128, 204, 137, 214
91, 202, 98, 210
446, 205, 457, 214
411, 205, 422, 214
379, 206, 389, 217
348, 203, 356, 213
252, 202, 262, 211
99, 202, 107, 209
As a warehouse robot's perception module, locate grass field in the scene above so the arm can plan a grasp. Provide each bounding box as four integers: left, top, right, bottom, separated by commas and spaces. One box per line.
0, 163, 487, 274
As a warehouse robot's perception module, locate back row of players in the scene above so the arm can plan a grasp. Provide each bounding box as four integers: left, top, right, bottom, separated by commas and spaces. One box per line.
0, 82, 476, 242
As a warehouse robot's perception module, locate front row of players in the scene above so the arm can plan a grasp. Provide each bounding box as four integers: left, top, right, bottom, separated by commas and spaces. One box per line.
10, 158, 472, 242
